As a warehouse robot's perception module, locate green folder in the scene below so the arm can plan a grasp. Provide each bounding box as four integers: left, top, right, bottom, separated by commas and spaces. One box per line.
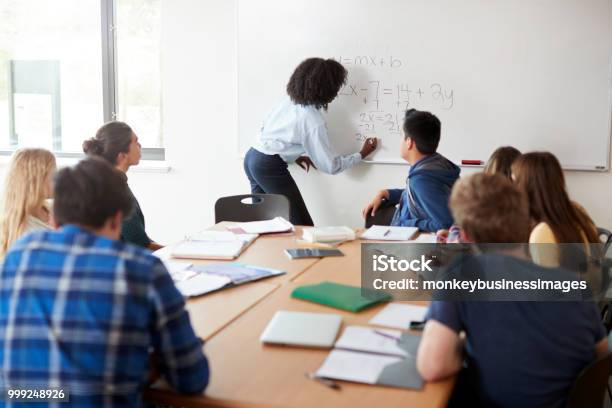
291, 281, 392, 312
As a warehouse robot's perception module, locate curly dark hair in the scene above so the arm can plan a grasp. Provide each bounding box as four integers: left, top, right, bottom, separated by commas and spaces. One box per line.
286, 58, 347, 110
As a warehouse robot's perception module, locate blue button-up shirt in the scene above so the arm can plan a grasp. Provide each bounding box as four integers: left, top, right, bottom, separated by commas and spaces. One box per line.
254, 98, 362, 174
0, 225, 209, 407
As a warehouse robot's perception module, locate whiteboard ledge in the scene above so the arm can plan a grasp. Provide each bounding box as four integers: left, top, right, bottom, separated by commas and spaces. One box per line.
363, 160, 608, 172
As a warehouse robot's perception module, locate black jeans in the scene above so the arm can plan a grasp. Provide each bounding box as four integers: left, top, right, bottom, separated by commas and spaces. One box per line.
243, 148, 314, 226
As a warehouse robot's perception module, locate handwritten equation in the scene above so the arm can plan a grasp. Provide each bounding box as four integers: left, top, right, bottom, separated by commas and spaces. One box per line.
334, 55, 403, 69
336, 81, 455, 141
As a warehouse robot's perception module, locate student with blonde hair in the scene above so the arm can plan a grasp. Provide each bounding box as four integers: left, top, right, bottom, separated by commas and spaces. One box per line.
0, 148, 56, 255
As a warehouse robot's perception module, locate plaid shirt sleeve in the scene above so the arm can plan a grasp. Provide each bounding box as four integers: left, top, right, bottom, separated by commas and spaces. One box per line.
148, 259, 210, 394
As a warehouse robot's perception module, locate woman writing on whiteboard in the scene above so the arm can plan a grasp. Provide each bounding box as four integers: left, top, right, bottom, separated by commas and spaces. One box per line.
244, 57, 378, 226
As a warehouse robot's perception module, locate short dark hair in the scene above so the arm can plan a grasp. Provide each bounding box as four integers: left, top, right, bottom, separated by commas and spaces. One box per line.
403, 109, 441, 155
450, 173, 530, 243
286, 58, 347, 110
83, 121, 133, 165
53, 157, 134, 229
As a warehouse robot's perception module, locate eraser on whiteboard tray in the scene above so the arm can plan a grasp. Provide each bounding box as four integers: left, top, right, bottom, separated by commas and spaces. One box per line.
461, 160, 483, 165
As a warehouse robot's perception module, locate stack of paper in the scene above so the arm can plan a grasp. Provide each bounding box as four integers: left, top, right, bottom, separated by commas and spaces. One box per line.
227, 217, 294, 234
360, 225, 418, 241
301, 226, 355, 243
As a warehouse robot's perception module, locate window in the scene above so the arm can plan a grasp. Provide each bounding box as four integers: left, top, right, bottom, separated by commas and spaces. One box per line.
116, 0, 162, 151
0, 0, 164, 160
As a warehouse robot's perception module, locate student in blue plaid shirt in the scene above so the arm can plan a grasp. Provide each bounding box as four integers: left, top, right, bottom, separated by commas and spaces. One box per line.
0, 157, 209, 407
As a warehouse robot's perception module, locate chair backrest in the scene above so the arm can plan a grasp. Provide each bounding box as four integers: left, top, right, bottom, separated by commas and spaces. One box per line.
566, 353, 612, 408
598, 227, 612, 255
365, 201, 397, 228
215, 194, 290, 223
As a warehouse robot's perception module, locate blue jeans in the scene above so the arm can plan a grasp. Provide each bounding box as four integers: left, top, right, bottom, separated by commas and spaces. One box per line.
243, 148, 314, 226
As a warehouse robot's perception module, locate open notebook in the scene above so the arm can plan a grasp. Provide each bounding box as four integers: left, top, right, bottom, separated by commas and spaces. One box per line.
316, 326, 423, 390
360, 225, 418, 241
170, 231, 258, 260
164, 261, 285, 298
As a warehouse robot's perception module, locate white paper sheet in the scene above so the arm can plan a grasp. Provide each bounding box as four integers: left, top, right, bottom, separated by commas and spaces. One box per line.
174, 273, 232, 297
369, 303, 428, 330
230, 217, 294, 234
334, 326, 408, 358
361, 225, 418, 241
412, 234, 437, 243
316, 349, 402, 384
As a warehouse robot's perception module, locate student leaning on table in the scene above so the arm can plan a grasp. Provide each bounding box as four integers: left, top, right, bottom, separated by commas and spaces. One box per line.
0, 148, 57, 256
0, 157, 209, 407
244, 57, 378, 226
83, 121, 163, 250
417, 173, 607, 408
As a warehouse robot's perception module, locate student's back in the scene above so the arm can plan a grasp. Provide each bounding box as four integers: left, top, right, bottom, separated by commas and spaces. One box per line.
0, 226, 208, 406
418, 173, 607, 408
0, 158, 208, 407
428, 253, 605, 408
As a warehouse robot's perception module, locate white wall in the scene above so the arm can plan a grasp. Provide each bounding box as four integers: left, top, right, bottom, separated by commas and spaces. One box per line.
130, 0, 612, 243
3, 0, 611, 243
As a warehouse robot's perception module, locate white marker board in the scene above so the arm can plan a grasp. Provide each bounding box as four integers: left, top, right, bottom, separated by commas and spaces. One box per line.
238, 0, 612, 170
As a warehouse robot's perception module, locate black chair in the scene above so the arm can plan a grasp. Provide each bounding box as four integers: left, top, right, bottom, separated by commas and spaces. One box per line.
566, 353, 612, 408
598, 228, 612, 254
214, 194, 290, 223
364, 200, 397, 228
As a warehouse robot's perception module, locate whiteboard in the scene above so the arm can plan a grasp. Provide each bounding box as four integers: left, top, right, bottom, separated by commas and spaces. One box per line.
238, 0, 612, 170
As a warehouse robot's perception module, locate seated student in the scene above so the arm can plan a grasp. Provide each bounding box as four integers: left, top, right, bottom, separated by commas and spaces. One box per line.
417, 173, 607, 408
512, 152, 600, 269
83, 121, 163, 250
482, 145, 521, 178
437, 145, 521, 243
362, 109, 460, 232
0, 148, 56, 256
0, 157, 209, 406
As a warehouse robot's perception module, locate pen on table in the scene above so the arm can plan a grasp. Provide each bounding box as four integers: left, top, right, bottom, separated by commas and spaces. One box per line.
305, 372, 341, 390
373, 329, 401, 342
383, 229, 391, 237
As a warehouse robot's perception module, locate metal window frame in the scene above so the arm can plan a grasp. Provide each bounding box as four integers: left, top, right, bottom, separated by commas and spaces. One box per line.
2, 0, 165, 161
100, 0, 165, 161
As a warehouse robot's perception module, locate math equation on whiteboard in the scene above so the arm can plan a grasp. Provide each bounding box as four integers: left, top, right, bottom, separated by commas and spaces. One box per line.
333, 55, 455, 142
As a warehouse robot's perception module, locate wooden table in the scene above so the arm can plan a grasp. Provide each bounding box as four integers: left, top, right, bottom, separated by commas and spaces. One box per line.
146, 229, 455, 407
155, 223, 322, 283
155, 223, 322, 340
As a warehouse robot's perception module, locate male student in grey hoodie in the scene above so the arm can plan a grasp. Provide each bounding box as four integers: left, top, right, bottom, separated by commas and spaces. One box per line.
362, 109, 460, 232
